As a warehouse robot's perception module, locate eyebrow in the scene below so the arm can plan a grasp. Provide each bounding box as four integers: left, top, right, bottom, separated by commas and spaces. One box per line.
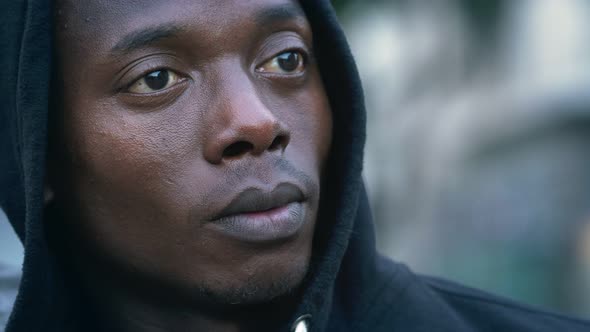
111, 25, 185, 55
110, 4, 306, 56
254, 4, 306, 27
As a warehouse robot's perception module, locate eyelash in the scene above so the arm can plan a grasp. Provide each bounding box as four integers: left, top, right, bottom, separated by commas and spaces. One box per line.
116, 44, 313, 102
255, 47, 312, 79
122, 67, 172, 92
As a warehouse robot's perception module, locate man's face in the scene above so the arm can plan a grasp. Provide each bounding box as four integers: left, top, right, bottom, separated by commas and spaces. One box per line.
52, 0, 332, 305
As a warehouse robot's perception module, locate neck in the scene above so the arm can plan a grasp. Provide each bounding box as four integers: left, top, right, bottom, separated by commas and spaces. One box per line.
75, 261, 297, 332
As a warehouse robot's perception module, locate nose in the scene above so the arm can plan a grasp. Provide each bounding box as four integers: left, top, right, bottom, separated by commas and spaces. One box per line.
203, 82, 290, 165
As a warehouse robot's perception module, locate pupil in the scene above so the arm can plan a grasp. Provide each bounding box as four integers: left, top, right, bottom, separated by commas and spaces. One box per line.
278, 52, 300, 72
145, 70, 169, 90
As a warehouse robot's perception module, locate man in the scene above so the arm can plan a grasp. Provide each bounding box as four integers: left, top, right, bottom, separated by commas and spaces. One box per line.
1, 0, 589, 331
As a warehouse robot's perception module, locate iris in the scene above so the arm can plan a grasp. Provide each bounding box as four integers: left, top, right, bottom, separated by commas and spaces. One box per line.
277, 52, 301, 72
144, 70, 170, 90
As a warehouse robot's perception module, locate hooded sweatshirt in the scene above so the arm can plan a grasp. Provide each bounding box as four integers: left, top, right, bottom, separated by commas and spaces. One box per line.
2, 0, 590, 331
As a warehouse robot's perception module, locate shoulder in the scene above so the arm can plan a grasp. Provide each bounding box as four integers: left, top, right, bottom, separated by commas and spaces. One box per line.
363, 256, 590, 332
422, 275, 590, 331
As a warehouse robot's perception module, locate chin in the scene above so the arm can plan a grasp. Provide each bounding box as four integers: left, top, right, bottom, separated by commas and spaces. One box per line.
185, 206, 318, 307
193, 250, 311, 307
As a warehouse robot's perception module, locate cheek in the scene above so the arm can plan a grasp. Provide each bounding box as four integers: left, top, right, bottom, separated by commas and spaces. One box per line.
57, 103, 221, 279
66, 111, 171, 193
286, 75, 332, 173
312, 86, 333, 169
59, 101, 199, 240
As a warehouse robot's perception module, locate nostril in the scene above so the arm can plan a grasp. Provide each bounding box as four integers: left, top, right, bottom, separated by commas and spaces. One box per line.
269, 135, 287, 151
223, 141, 253, 158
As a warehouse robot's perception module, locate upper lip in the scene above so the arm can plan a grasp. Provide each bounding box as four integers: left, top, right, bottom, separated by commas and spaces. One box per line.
211, 183, 305, 221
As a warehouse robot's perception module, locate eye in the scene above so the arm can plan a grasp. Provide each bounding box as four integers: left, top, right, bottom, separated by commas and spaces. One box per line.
127, 69, 181, 94
257, 51, 306, 75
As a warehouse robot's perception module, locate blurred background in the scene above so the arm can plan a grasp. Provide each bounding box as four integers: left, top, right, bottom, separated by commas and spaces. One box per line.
334, 0, 590, 318
2, 0, 590, 326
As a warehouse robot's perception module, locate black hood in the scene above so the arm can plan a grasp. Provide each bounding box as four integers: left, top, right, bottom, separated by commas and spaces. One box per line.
0, 0, 372, 331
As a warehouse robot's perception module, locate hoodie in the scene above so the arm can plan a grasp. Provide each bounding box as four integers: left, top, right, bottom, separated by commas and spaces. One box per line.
2, 0, 590, 331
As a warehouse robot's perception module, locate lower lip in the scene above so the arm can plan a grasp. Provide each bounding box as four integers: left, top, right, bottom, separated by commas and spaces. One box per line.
210, 202, 306, 242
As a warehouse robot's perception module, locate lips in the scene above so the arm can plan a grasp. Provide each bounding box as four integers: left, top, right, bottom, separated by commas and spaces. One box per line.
211, 182, 305, 221
208, 182, 308, 242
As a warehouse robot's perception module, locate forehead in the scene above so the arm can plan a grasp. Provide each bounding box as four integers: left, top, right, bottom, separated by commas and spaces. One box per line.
55, 0, 305, 54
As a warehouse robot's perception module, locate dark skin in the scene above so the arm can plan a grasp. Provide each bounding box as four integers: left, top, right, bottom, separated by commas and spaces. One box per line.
50, 0, 332, 331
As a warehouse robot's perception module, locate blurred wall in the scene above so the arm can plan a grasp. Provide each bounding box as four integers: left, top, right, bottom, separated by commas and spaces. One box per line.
338, 0, 590, 318
0, 210, 23, 267
0, 209, 21, 329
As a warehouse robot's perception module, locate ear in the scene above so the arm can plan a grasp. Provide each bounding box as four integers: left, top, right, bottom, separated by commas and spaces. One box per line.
44, 181, 55, 205
44, 152, 56, 206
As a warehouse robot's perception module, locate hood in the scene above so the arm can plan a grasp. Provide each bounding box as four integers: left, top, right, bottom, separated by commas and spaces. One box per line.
0, 0, 370, 331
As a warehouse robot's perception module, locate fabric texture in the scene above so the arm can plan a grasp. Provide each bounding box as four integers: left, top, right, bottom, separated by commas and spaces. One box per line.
1, 0, 590, 331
